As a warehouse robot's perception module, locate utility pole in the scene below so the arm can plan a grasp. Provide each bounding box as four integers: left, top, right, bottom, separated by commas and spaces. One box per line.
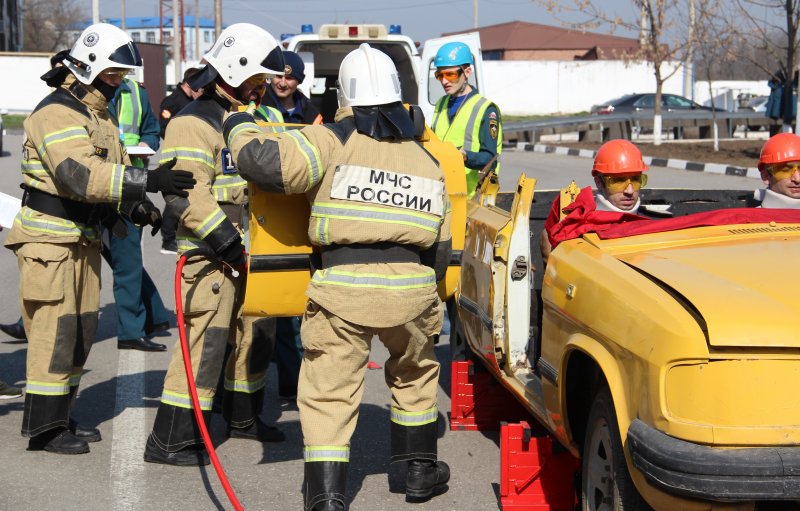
683, 0, 694, 100
121, 0, 126, 30
473, 0, 478, 29
215, 0, 222, 39
174, 0, 182, 85
92, 0, 100, 23
195, 0, 199, 60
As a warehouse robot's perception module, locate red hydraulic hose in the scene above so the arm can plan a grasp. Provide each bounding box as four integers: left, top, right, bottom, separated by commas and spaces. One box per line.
175, 254, 244, 511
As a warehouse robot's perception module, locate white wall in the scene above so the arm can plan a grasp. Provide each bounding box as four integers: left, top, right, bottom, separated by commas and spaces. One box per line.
483, 60, 687, 115
0, 55, 53, 114
0, 54, 762, 117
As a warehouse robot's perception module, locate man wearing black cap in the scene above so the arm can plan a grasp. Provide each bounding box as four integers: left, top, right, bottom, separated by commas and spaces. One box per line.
260, 50, 322, 125
158, 67, 204, 139
157, 67, 204, 254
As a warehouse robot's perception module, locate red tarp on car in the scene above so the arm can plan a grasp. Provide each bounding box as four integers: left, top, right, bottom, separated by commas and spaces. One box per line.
545, 187, 800, 249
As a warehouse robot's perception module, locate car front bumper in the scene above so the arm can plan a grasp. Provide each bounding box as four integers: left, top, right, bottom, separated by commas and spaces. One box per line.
627, 419, 800, 501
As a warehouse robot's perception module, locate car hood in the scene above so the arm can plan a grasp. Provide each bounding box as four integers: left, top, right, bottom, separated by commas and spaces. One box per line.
613, 235, 799, 349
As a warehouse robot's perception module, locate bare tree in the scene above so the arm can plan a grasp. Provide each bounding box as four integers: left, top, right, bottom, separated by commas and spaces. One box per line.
730, 1, 800, 133
692, 0, 734, 150
22, 0, 87, 53
542, 0, 693, 145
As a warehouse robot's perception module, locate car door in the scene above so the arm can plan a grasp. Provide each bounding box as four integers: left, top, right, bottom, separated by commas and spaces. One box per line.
418, 32, 484, 123
456, 174, 547, 417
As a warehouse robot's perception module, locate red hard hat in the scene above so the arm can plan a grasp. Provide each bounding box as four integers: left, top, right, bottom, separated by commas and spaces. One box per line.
591, 139, 648, 175
758, 133, 800, 171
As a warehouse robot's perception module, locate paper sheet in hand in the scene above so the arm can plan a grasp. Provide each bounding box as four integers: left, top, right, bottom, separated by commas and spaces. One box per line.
126, 146, 156, 156
0, 191, 21, 229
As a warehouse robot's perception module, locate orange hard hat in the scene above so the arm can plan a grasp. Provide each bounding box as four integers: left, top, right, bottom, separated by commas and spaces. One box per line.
591, 139, 648, 175
758, 133, 800, 171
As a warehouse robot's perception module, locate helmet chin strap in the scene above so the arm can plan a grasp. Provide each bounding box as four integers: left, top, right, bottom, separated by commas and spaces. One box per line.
218, 80, 261, 107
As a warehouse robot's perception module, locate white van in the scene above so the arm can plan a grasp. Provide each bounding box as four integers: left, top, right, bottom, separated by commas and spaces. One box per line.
283, 24, 484, 124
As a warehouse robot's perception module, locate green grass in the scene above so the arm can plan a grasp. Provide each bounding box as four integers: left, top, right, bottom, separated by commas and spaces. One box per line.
2, 114, 26, 130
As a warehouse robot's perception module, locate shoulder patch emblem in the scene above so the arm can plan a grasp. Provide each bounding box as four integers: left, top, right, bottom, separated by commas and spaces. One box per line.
94, 146, 109, 158
489, 119, 498, 140
488, 111, 497, 120
161, 109, 172, 119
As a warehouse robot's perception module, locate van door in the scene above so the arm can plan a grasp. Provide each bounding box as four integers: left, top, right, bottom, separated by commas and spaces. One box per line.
418, 32, 484, 123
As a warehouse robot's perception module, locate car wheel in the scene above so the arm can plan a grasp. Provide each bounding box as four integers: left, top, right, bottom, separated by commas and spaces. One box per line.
581, 385, 650, 511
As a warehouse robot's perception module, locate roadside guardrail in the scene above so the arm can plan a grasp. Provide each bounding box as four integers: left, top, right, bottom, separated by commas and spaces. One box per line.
503, 110, 780, 144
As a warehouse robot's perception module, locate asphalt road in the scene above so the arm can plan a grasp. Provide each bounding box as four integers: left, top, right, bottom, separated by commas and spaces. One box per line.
0, 133, 761, 511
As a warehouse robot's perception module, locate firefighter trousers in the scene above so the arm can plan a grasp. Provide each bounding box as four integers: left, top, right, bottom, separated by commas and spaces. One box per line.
149, 256, 275, 451
15, 241, 100, 437
299, 299, 443, 467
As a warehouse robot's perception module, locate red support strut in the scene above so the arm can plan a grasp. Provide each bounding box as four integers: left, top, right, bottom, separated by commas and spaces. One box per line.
449, 360, 533, 431
449, 361, 580, 510
500, 421, 580, 511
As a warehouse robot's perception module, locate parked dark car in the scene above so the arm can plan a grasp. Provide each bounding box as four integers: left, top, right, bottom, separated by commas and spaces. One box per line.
590, 93, 716, 115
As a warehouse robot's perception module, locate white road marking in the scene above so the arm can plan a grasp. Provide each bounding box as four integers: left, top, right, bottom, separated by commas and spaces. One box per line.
110, 349, 146, 511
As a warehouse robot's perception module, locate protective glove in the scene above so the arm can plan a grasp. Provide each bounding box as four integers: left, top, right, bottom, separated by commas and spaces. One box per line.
218, 239, 247, 269
145, 158, 196, 197
130, 201, 163, 236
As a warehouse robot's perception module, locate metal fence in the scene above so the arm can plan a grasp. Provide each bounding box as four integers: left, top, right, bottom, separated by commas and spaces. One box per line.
503, 110, 779, 144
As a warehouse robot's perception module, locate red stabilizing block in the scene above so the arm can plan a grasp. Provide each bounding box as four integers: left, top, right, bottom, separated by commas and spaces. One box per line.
449, 360, 535, 431
500, 421, 580, 510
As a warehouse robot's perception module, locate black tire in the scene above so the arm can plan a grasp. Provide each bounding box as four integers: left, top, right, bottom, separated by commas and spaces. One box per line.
581, 385, 651, 511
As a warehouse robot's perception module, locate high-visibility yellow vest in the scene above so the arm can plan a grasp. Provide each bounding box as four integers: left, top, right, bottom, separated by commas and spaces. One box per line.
118, 79, 143, 146
255, 105, 287, 132
432, 92, 502, 197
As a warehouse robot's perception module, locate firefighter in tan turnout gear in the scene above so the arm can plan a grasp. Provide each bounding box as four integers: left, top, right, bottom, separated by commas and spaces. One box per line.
4, 23, 195, 455
144, 23, 286, 466
224, 43, 452, 510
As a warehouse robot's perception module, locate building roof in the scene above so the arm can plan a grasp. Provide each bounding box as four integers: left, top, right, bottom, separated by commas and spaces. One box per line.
75, 16, 216, 30
444, 20, 640, 58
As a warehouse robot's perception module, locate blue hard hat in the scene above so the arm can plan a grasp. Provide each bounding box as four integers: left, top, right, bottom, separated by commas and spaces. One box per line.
434, 42, 473, 67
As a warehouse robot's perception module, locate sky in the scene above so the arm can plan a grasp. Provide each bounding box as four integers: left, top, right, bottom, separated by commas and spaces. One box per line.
93, 0, 641, 44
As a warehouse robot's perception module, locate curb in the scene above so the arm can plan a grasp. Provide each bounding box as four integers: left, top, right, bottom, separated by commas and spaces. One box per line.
505, 142, 761, 179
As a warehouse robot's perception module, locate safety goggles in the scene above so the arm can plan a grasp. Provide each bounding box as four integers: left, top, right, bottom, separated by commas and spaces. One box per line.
100, 68, 131, 79
600, 173, 648, 194
242, 74, 269, 88
768, 162, 800, 180
434, 68, 463, 82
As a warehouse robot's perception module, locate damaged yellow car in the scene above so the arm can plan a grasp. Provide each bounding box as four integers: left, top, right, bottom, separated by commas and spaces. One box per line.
454, 175, 800, 511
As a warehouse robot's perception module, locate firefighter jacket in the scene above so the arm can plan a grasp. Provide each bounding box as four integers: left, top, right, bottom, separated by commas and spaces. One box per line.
225, 106, 452, 328
5, 73, 149, 247
160, 84, 247, 256
432, 90, 502, 195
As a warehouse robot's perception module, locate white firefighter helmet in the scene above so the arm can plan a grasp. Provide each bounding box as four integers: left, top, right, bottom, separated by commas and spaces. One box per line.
203, 23, 284, 87
337, 43, 402, 107
66, 23, 142, 84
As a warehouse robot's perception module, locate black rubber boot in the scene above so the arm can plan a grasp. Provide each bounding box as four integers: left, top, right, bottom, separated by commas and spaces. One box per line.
227, 416, 285, 442
405, 459, 450, 499
143, 435, 210, 466
28, 428, 90, 455
69, 418, 101, 443
303, 461, 347, 511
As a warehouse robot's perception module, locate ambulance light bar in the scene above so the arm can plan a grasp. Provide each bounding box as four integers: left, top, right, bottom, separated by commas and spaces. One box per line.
319, 24, 389, 39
